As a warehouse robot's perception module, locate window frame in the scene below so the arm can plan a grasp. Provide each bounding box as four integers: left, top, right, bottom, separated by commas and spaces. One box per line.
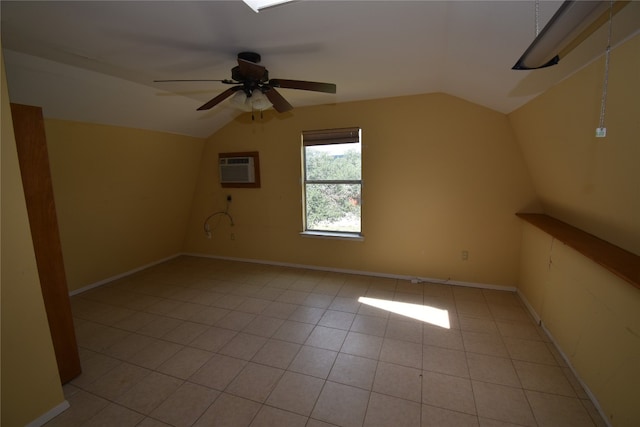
301, 127, 363, 239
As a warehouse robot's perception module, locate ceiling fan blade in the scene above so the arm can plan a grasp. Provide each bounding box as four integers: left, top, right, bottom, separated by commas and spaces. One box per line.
238, 58, 267, 81
263, 88, 293, 113
197, 86, 242, 111
269, 79, 336, 94
154, 79, 233, 83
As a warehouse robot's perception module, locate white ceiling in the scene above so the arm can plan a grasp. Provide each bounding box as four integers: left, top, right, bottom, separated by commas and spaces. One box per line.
2, 1, 639, 138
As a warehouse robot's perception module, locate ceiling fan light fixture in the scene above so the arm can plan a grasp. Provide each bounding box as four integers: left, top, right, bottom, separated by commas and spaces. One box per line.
512, 0, 625, 70
242, 0, 295, 13
229, 90, 272, 112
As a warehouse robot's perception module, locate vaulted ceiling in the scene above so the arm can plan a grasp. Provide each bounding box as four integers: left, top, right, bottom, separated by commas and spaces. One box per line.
2, 1, 639, 137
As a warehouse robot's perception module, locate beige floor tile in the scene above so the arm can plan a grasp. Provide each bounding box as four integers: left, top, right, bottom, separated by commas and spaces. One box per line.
328, 353, 377, 390
215, 310, 256, 330
423, 324, 464, 350
357, 303, 391, 318
385, 318, 423, 343
43, 390, 109, 427
364, 392, 421, 427
150, 382, 219, 427
272, 320, 315, 344
478, 418, 525, 427
82, 403, 145, 427
306, 419, 340, 427
137, 316, 183, 339
318, 309, 356, 330
422, 370, 476, 414
189, 353, 246, 390
193, 393, 261, 427
161, 321, 209, 345
457, 300, 493, 318
580, 398, 609, 427
262, 301, 299, 319
341, 331, 384, 360
76, 321, 131, 352
462, 331, 509, 358
422, 404, 480, 427
236, 297, 271, 314
513, 360, 576, 396
278, 290, 311, 305
423, 345, 469, 377
243, 315, 285, 337
190, 326, 237, 352
305, 326, 348, 351
562, 367, 589, 399
467, 353, 521, 388
459, 315, 499, 335
311, 381, 370, 427
157, 346, 213, 379
128, 339, 183, 369
251, 339, 301, 369
226, 362, 284, 402
115, 371, 183, 414
304, 293, 335, 309
103, 333, 156, 361
211, 294, 247, 310
288, 345, 337, 379
113, 311, 158, 332
146, 298, 182, 315
166, 302, 207, 320
503, 337, 557, 365
329, 296, 361, 313
496, 320, 543, 341
219, 332, 268, 360
250, 405, 308, 427
350, 314, 387, 336
136, 417, 173, 427
379, 338, 422, 369
85, 362, 151, 400
489, 304, 532, 323
526, 390, 596, 427
289, 305, 325, 324
70, 353, 121, 389
472, 381, 536, 427
373, 361, 422, 402
453, 286, 485, 302
267, 371, 325, 415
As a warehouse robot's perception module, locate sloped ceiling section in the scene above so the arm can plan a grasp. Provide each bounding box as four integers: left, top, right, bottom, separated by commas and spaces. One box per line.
2, 1, 639, 138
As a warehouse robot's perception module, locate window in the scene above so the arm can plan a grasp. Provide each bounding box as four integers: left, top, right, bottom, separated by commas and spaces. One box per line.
302, 127, 362, 237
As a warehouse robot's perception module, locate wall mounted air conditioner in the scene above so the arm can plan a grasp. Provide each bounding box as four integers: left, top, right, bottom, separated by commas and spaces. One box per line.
219, 156, 255, 184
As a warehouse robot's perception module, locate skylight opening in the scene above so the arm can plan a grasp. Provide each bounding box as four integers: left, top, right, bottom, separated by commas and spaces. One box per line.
358, 297, 450, 329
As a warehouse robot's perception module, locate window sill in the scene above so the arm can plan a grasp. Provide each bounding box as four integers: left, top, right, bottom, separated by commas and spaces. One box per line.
300, 231, 364, 241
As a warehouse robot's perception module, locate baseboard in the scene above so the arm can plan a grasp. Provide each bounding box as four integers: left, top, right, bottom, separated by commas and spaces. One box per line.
69, 253, 182, 296
516, 290, 612, 427
182, 252, 517, 292
26, 400, 70, 427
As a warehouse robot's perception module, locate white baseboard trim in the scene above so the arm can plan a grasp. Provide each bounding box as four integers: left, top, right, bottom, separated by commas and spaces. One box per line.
69, 253, 182, 296
181, 252, 517, 292
26, 400, 70, 427
516, 290, 612, 427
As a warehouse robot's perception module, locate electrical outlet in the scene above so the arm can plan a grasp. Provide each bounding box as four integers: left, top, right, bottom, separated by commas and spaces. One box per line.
206, 231, 212, 239
230, 233, 235, 241
461, 250, 469, 261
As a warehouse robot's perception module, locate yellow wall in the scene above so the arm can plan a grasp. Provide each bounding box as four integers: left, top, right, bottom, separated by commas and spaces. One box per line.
512, 35, 640, 426
509, 34, 640, 255
44, 120, 204, 291
1, 49, 65, 426
519, 224, 640, 426
184, 93, 540, 287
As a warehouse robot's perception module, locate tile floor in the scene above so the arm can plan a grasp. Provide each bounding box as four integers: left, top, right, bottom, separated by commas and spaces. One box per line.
46, 256, 607, 427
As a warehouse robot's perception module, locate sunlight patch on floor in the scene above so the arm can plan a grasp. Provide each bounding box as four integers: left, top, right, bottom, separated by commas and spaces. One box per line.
358, 296, 450, 328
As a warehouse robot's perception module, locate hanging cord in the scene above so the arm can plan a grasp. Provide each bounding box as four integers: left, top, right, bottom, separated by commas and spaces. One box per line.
203, 198, 234, 237
535, 0, 540, 36
597, 0, 614, 136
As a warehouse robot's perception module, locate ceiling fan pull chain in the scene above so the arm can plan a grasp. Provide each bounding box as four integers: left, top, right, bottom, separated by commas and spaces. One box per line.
597, 0, 614, 138
535, 0, 540, 36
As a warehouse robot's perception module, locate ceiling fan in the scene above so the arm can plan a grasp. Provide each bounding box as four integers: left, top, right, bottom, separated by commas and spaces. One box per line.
155, 51, 336, 113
